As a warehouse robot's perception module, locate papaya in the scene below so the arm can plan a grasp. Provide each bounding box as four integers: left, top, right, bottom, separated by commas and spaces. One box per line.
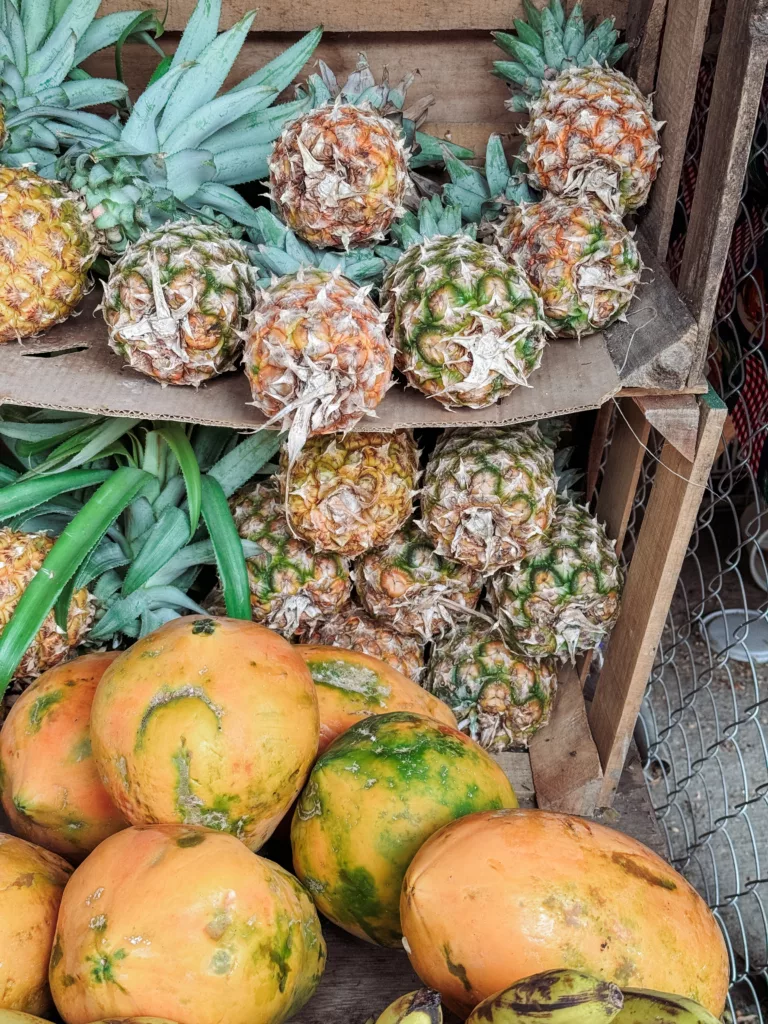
298, 646, 457, 753
49, 824, 326, 1024
292, 712, 517, 947
0, 653, 126, 860
400, 809, 729, 1019
0, 834, 71, 1015
0, 1016, 177, 1024
90, 616, 319, 850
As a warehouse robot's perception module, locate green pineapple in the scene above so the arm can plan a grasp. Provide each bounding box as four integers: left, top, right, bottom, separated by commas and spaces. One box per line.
425, 626, 558, 750
488, 498, 623, 659
420, 425, 557, 573
101, 220, 258, 386
53, 0, 322, 252
229, 479, 352, 638
0, 0, 161, 176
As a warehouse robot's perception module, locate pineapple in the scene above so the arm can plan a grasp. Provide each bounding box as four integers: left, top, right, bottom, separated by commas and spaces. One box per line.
0, 168, 99, 343
383, 232, 548, 409
281, 431, 420, 557
306, 603, 425, 682
244, 268, 394, 463
355, 522, 483, 641
425, 626, 557, 749
420, 425, 556, 573
488, 498, 623, 659
493, 0, 662, 212
497, 195, 642, 337
0, 529, 93, 693
52, 0, 322, 253
269, 103, 409, 249
0, 0, 151, 177
101, 221, 257, 386
230, 479, 352, 637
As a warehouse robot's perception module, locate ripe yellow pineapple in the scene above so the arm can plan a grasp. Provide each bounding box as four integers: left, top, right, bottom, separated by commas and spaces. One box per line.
0, 168, 99, 343
244, 269, 393, 463
281, 430, 419, 557
269, 102, 409, 249
0, 529, 93, 691
306, 603, 425, 682
493, 1, 662, 212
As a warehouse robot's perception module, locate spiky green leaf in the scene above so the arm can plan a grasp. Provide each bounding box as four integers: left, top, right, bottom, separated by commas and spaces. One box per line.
200, 475, 250, 619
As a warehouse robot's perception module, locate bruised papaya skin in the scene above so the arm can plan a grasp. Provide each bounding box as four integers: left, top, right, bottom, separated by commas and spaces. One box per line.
291, 712, 517, 947
90, 617, 319, 850
49, 825, 326, 1024
0, 653, 126, 860
400, 809, 729, 1019
0, 834, 71, 1015
298, 646, 457, 753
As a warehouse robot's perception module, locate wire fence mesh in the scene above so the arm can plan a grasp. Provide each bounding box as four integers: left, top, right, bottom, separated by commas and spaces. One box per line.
634, 50, 768, 1023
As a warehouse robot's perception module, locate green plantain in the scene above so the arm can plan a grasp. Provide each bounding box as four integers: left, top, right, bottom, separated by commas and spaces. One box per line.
467, 969, 624, 1024
367, 990, 443, 1024
616, 990, 721, 1024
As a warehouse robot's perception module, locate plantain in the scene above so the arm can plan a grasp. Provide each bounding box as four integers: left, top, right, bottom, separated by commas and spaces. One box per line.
617, 990, 722, 1024
467, 969, 624, 1024
369, 989, 443, 1024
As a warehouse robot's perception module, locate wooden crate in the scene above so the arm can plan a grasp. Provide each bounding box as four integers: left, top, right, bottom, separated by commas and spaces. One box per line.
4, 0, 761, 426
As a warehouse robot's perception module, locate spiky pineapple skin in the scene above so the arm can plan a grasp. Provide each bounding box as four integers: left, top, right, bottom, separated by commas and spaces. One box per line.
269, 103, 409, 249
498, 196, 642, 337
383, 234, 547, 409
230, 479, 352, 638
281, 431, 419, 557
425, 626, 557, 749
0, 529, 93, 692
306, 603, 425, 682
244, 269, 393, 458
102, 220, 256, 386
523, 66, 662, 214
0, 168, 98, 343
421, 425, 556, 573
355, 522, 483, 641
488, 500, 623, 660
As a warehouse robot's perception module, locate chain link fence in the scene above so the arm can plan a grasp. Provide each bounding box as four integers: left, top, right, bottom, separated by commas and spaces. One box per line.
632, 45, 768, 1023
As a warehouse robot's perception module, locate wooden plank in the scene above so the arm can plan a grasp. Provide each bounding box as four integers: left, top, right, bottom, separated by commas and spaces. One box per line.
99, 0, 629, 33
597, 398, 650, 548
677, 0, 768, 385
633, 394, 700, 460
586, 402, 614, 502
622, 0, 668, 93
641, 0, 713, 259
85, 35, 521, 160
594, 744, 666, 854
493, 752, 536, 807
604, 239, 698, 390
528, 664, 603, 817
588, 387, 727, 804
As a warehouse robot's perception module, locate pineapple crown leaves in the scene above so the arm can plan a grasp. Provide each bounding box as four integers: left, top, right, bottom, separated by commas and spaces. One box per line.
492, 0, 629, 111
54, 0, 323, 251
0, 409, 284, 690
0, 0, 163, 175
387, 193, 477, 250
246, 205, 392, 287
305, 53, 473, 169
441, 134, 539, 224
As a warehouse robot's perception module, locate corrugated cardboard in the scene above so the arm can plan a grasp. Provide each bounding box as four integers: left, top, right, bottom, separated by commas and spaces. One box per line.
0, 245, 695, 428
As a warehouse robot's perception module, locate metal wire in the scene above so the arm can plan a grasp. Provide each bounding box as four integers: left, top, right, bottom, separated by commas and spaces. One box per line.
635, 56, 768, 1022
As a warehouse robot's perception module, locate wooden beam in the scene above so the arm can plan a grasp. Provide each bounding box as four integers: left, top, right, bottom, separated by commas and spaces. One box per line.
596, 398, 651, 549
529, 664, 603, 816
622, 0, 668, 93
641, 0, 714, 259
588, 388, 727, 805
677, 0, 768, 385
633, 394, 700, 460
586, 403, 615, 502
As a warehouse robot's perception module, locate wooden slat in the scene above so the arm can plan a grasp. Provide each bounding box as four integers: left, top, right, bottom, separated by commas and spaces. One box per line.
633, 394, 700, 460
85, 35, 521, 159
586, 402, 614, 501
588, 387, 727, 804
641, 0, 713, 259
622, 0, 668, 93
677, 0, 768, 385
528, 664, 603, 817
99, 0, 629, 33
493, 752, 536, 807
596, 397, 650, 549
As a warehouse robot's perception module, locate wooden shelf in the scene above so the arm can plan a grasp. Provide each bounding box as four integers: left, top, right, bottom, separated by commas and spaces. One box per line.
0, 243, 698, 428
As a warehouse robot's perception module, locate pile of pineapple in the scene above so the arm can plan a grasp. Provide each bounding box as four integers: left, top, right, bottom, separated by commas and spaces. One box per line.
0, 0, 661, 448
